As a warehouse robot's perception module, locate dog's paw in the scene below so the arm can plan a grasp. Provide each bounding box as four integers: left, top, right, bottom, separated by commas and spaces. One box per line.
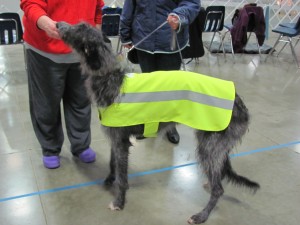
187, 212, 208, 224
187, 218, 195, 224
108, 202, 122, 211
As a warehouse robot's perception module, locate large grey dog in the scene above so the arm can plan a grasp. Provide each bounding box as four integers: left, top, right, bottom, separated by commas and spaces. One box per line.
57, 22, 259, 224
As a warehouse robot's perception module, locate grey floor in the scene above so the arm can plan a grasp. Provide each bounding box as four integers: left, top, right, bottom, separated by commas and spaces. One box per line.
0, 33, 300, 225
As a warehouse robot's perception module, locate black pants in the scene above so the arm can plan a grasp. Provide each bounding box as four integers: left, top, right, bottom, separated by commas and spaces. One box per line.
136, 50, 181, 72
26, 49, 91, 156
136, 50, 181, 135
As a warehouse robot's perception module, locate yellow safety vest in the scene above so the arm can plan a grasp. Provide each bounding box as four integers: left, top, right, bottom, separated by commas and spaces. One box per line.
98, 71, 235, 137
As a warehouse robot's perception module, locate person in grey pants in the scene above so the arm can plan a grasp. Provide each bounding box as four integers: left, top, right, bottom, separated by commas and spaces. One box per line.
20, 0, 104, 168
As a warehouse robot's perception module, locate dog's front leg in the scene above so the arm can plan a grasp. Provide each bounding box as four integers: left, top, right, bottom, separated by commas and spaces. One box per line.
104, 149, 116, 187
108, 137, 131, 210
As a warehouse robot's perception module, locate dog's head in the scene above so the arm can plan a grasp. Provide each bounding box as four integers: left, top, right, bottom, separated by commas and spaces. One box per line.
57, 22, 110, 71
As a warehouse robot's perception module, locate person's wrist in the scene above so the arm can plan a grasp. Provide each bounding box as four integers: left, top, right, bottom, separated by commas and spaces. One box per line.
37, 15, 50, 30
95, 24, 101, 29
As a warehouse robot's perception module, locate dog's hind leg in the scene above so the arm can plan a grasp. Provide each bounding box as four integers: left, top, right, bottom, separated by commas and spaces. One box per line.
106, 135, 131, 210
188, 150, 259, 224
188, 131, 228, 224
188, 97, 259, 224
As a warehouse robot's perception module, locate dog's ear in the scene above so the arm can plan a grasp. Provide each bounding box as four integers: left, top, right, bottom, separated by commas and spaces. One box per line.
84, 43, 102, 70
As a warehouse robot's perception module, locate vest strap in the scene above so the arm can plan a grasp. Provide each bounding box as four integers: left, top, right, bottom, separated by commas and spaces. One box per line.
143, 122, 159, 137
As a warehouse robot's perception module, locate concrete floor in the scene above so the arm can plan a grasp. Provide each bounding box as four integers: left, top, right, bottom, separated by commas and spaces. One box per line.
0, 33, 300, 225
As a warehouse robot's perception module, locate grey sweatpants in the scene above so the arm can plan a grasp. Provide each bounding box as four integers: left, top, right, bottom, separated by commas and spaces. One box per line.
26, 49, 91, 156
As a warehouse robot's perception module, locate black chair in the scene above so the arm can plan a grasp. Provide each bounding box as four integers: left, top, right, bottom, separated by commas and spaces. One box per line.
222, 5, 266, 61
265, 16, 300, 68
0, 12, 26, 69
102, 14, 120, 36
102, 14, 122, 53
102, 6, 122, 15
101, 7, 122, 53
0, 12, 23, 44
202, 6, 225, 56
181, 7, 206, 63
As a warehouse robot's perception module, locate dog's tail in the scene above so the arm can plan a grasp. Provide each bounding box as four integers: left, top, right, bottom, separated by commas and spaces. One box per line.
225, 160, 260, 193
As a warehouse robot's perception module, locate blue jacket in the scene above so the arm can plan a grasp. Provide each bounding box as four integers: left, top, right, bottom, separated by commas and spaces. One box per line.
120, 0, 200, 53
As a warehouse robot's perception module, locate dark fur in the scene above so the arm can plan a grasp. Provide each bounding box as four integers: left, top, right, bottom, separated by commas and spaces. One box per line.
57, 22, 260, 224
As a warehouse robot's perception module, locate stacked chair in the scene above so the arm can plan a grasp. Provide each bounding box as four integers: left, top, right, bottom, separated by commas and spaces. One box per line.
265, 16, 300, 68
202, 6, 226, 57
0, 12, 23, 45
222, 4, 266, 62
101, 7, 122, 53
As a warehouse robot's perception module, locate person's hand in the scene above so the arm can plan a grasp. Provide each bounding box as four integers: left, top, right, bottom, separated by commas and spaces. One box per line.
123, 44, 133, 49
37, 15, 60, 39
95, 24, 101, 30
167, 14, 179, 30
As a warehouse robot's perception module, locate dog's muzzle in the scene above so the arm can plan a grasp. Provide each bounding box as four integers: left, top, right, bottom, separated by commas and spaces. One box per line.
56, 21, 71, 36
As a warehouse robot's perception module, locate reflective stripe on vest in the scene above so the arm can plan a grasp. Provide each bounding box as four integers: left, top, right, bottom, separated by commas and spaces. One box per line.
98, 71, 235, 137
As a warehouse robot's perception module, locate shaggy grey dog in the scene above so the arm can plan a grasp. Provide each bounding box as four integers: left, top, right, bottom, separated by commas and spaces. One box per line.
57, 22, 260, 224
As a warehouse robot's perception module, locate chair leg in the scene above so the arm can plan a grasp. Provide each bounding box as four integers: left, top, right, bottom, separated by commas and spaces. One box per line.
278, 36, 300, 57
265, 34, 282, 62
218, 31, 226, 59
294, 37, 300, 47
229, 33, 235, 63
221, 29, 235, 62
276, 42, 288, 56
255, 35, 262, 61
245, 32, 253, 50
208, 32, 217, 52
23, 43, 27, 71
116, 37, 121, 54
289, 37, 300, 68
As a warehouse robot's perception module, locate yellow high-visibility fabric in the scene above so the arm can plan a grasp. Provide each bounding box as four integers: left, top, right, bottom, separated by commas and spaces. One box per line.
98, 71, 235, 137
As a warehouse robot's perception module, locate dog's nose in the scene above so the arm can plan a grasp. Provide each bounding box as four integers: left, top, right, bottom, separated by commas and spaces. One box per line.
56, 21, 69, 29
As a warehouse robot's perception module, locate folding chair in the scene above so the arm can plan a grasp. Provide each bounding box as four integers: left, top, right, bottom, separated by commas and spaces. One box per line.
181, 7, 206, 63
202, 6, 225, 57
222, 5, 266, 62
265, 16, 300, 68
0, 12, 23, 44
0, 19, 17, 44
0, 12, 26, 69
101, 7, 122, 53
273, 17, 300, 58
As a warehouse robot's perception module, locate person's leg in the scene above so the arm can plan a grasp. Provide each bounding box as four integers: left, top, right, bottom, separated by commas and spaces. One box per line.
156, 53, 181, 144
137, 50, 181, 71
155, 52, 182, 71
63, 63, 95, 162
136, 50, 158, 72
26, 49, 67, 168
136, 51, 181, 144
134, 50, 157, 140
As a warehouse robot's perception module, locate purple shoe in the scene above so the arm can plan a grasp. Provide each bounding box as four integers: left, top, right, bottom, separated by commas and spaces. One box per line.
43, 156, 60, 169
79, 148, 96, 163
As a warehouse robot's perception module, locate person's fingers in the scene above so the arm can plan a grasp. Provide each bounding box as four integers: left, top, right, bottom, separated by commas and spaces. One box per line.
167, 15, 179, 30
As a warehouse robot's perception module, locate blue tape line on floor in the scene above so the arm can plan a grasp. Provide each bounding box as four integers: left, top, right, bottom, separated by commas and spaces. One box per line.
0, 141, 299, 203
